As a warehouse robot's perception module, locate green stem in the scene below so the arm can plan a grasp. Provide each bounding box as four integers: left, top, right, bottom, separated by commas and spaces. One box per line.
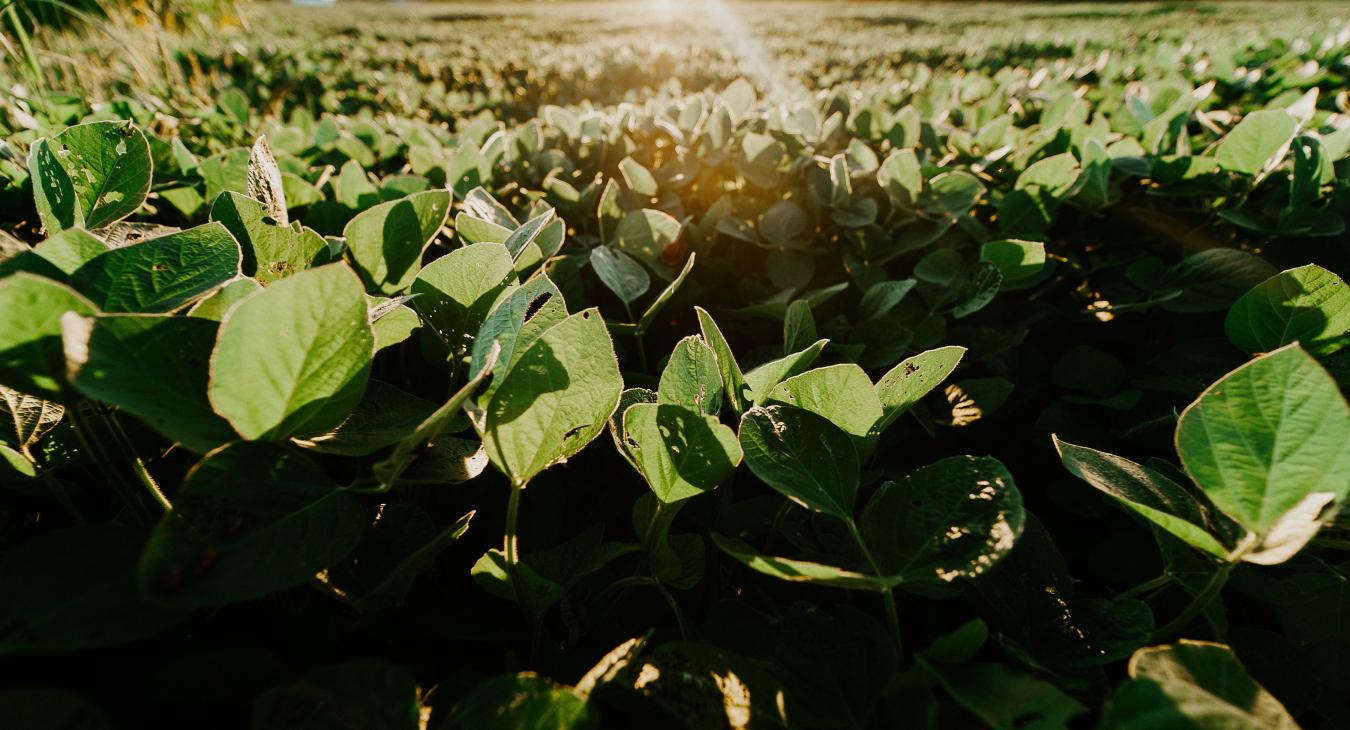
1151, 562, 1233, 642
1119, 573, 1173, 601
67, 403, 149, 525
624, 303, 649, 373
105, 412, 171, 511
504, 479, 541, 656
848, 520, 903, 659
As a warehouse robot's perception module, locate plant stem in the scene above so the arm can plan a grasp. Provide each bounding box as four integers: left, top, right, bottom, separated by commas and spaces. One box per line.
67, 403, 149, 525
503, 479, 541, 656
105, 412, 171, 511
624, 303, 649, 373
1119, 573, 1173, 601
848, 520, 903, 659
1151, 562, 1233, 642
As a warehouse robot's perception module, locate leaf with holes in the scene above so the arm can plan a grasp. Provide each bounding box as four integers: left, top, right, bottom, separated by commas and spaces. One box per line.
739, 405, 859, 522
861, 456, 1024, 588
482, 309, 622, 487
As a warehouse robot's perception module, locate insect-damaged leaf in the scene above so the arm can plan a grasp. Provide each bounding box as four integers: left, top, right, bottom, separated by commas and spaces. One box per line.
1176, 344, 1350, 564
344, 190, 451, 295
69, 222, 241, 313
623, 403, 741, 503
211, 192, 328, 285
482, 309, 622, 487
209, 263, 374, 441
245, 136, 288, 225
767, 364, 882, 445
658, 335, 723, 416
139, 442, 364, 608
739, 405, 859, 522
861, 456, 1024, 588
32, 121, 152, 233
873, 346, 966, 434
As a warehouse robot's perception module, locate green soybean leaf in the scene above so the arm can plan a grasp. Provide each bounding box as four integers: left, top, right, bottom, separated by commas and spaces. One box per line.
739, 405, 859, 522
590, 245, 650, 305
1225, 264, 1350, 357
211, 192, 329, 285
369, 295, 421, 352
878, 148, 922, 206
30, 138, 82, 233
62, 314, 235, 453
139, 442, 364, 608
482, 309, 622, 487
861, 456, 1024, 587
710, 534, 896, 590
767, 364, 882, 443
503, 209, 556, 262
623, 403, 741, 503
209, 263, 374, 441
920, 659, 1088, 730
1159, 249, 1277, 314
619, 156, 658, 198
454, 213, 511, 245
469, 275, 568, 389
1215, 110, 1297, 176
374, 344, 499, 490
636, 251, 695, 334
873, 346, 966, 434
0, 527, 184, 653
759, 201, 807, 246
1054, 436, 1234, 559
252, 660, 418, 730
47, 121, 153, 231
294, 380, 437, 457
344, 190, 451, 295
1103, 641, 1298, 730
411, 242, 516, 358
695, 306, 750, 415
436, 674, 596, 730
0, 273, 98, 400
658, 335, 723, 416
187, 277, 260, 321
980, 240, 1046, 283
31, 228, 108, 275
69, 222, 241, 313
614, 209, 681, 278
998, 152, 1080, 234
924, 171, 984, 216
743, 338, 828, 405
1176, 344, 1350, 565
